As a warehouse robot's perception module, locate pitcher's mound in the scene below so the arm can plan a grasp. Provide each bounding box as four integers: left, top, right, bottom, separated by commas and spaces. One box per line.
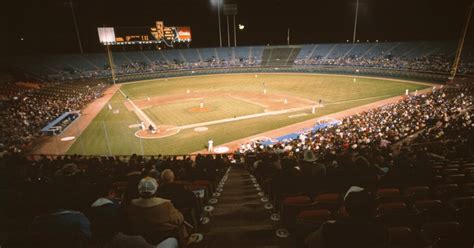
135, 125, 180, 139
189, 107, 211, 113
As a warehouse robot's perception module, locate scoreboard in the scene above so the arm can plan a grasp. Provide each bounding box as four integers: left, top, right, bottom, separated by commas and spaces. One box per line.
98, 21, 191, 45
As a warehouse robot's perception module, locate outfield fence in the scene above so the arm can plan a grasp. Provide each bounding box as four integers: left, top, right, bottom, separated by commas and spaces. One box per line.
112, 65, 450, 84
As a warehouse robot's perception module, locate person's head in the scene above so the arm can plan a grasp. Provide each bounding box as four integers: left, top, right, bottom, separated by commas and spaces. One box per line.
160, 169, 175, 184
95, 180, 117, 200
344, 186, 375, 219
137, 177, 158, 199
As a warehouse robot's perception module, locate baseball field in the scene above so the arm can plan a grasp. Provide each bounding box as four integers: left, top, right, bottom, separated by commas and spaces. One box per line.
65, 73, 429, 155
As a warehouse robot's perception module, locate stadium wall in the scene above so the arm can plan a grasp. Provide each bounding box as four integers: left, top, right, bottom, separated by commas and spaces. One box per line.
113, 66, 449, 84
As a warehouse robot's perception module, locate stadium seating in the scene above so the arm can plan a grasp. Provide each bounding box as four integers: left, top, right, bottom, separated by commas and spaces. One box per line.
11, 41, 472, 82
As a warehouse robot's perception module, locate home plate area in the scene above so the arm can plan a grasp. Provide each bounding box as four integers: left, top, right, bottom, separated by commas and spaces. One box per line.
134, 125, 180, 139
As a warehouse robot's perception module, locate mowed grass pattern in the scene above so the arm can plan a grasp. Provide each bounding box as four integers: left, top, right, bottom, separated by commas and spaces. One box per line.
143, 98, 264, 126
67, 74, 430, 155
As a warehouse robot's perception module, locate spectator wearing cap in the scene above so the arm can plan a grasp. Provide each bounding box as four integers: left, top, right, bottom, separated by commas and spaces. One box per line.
305, 186, 389, 248
300, 150, 326, 196
126, 177, 202, 247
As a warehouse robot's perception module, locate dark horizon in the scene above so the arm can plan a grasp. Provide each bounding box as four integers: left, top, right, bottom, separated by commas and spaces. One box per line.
3, 0, 473, 55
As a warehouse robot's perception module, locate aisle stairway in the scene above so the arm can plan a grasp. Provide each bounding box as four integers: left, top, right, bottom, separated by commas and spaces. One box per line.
202, 165, 278, 248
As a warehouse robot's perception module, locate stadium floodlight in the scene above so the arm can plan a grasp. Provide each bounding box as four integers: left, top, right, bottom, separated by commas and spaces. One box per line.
211, 0, 223, 47
239, 24, 245, 30
352, 0, 359, 43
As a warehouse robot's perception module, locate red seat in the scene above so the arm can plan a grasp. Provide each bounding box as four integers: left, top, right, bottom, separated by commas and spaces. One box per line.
193, 180, 213, 193
313, 193, 341, 210
283, 195, 311, 205
296, 209, 331, 224
281, 196, 314, 229
377, 202, 407, 215
376, 188, 402, 203
377, 188, 400, 198
336, 206, 349, 219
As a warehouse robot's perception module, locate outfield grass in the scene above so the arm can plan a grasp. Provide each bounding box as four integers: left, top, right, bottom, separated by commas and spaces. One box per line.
67, 73, 429, 155
143, 97, 264, 126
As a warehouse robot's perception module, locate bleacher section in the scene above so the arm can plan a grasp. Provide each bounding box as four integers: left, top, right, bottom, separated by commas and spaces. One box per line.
9, 41, 474, 82
261, 46, 302, 66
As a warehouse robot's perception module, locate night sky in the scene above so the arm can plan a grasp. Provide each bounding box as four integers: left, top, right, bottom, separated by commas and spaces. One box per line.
3, 0, 473, 55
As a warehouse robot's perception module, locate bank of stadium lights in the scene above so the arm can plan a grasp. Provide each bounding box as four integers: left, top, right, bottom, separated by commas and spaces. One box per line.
238, 24, 245, 30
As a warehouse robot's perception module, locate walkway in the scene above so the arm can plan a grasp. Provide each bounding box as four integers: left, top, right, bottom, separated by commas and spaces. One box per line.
204, 166, 278, 248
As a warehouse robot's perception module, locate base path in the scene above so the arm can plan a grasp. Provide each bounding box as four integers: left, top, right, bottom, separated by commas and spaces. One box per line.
194, 86, 438, 154
30, 84, 120, 155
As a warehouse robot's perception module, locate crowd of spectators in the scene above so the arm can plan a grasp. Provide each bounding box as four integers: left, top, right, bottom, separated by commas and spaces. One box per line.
0, 80, 107, 153
240, 81, 473, 247
294, 54, 474, 75
0, 79, 472, 247
239, 83, 473, 157
0, 153, 230, 247
51, 57, 260, 81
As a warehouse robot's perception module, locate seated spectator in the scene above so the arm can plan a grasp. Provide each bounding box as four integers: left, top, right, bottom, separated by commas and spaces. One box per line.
29, 186, 91, 248
272, 157, 303, 198
126, 177, 202, 247
88, 182, 121, 244
305, 186, 389, 248
300, 150, 326, 196
157, 169, 198, 211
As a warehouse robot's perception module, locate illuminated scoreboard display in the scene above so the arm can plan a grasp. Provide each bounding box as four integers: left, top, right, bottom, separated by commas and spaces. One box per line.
98, 21, 191, 45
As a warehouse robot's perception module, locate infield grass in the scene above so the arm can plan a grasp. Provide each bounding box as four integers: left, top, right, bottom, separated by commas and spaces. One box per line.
143, 97, 264, 126
67, 73, 430, 155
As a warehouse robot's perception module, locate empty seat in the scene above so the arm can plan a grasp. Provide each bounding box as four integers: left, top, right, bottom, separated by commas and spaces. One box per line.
281, 196, 314, 229
296, 209, 331, 225
376, 202, 408, 215
282, 195, 312, 205
376, 188, 402, 203
313, 193, 341, 210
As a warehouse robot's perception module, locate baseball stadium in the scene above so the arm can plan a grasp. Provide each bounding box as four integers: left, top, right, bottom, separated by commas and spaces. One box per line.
1, 0, 474, 247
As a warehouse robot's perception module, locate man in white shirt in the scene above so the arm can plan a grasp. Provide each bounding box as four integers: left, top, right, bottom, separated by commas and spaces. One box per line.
208, 139, 214, 153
